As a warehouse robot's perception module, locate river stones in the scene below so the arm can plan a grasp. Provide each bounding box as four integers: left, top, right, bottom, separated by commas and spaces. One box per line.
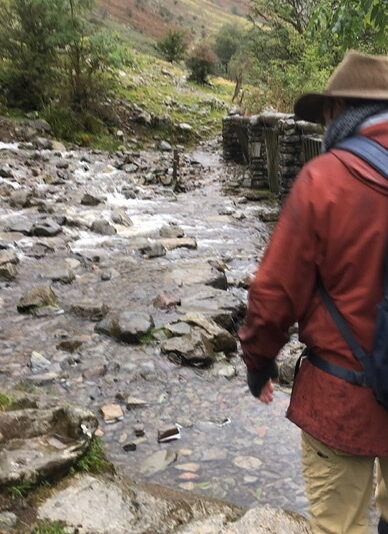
31, 218, 62, 237
159, 224, 185, 238
161, 328, 214, 366
17, 285, 57, 312
9, 188, 32, 208
181, 312, 237, 354
70, 300, 109, 321
91, 219, 117, 236
140, 450, 178, 476
160, 237, 198, 251
140, 241, 167, 258
81, 192, 103, 206
95, 311, 154, 343
179, 286, 245, 332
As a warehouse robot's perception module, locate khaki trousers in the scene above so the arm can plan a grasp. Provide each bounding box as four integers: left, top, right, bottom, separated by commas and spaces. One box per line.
302, 431, 388, 534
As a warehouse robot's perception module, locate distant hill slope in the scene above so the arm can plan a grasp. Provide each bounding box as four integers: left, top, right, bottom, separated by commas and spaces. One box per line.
99, 0, 249, 41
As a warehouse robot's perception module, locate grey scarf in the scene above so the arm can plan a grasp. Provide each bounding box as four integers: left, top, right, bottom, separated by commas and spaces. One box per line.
322, 103, 388, 152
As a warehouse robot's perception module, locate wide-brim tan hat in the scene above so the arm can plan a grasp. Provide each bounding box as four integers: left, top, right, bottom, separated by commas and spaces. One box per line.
294, 50, 388, 123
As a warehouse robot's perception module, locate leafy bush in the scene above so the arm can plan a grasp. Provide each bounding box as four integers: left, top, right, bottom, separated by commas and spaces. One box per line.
156, 28, 188, 63
186, 43, 218, 84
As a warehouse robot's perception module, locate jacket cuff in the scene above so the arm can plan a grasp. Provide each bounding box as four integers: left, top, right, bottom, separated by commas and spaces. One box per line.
247, 360, 278, 398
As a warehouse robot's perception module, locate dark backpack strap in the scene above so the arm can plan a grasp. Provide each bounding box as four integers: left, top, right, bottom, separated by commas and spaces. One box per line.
318, 280, 368, 366
334, 136, 388, 179
308, 351, 367, 386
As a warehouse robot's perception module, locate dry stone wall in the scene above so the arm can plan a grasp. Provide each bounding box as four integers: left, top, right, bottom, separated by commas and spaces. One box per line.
223, 113, 323, 200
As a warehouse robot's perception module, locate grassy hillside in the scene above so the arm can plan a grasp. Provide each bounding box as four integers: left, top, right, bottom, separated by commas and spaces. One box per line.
98, 0, 249, 44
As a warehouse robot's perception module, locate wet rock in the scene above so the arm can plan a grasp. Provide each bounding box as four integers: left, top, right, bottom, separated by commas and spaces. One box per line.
34, 305, 63, 318
17, 286, 57, 313
5, 218, 32, 235
91, 219, 117, 236
153, 292, 181, 309
141, 449, 177, 476
211, 361, 236, 379
165, 322, 191, 336
159, 224, 185, 238
70, 300, 109, 321
126, 397, 147, 410
111, 209, 133, 227
0, 164, 14, 178
140, 241, 167, 258
31, 218, 62, 237
181, 312, 237, 354
0, 250, 19, 266
38, 475, 135, 532
161, 328, 214, 366
233, 455, 262, 470
0, 403, 97, 485
95, 311, 154, 343
42, 263, 75, 284
26, 241, 55, 259
81, 192, 103, 206
0, 512, 17, 530
30, 351, 51, 373
161, 237, 197, 251
0, 263, 17, 281
56, 338, 83, 352
9, 189, 32, 208
100, 404, 124, 424
25, 372, 60, 385
167, 261, 227, 290
179, 286, 244, 331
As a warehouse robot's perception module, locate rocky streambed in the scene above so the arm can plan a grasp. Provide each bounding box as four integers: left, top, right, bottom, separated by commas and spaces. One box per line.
0, 136, 307, 519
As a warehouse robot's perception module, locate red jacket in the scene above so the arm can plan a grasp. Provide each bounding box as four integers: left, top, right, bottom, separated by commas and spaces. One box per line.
239, 119, 388, 456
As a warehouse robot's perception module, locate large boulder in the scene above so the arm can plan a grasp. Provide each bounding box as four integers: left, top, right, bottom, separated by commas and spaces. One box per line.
17, 286, 57, 313
95, 310, 154, 343
161, 328, 214, 366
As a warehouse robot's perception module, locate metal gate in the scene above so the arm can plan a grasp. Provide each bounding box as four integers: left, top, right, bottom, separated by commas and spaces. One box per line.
264, 126, 279, 193
302, 135, 322, 163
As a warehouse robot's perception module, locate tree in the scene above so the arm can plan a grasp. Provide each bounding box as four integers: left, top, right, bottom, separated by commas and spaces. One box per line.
249, 0, 319, 35
0, 0, 69, 109
156, 29, 188, 63
186, 43, 218, 83
213, 23, 245, 73
309, 0, 388, 52
0, 0, 130, 112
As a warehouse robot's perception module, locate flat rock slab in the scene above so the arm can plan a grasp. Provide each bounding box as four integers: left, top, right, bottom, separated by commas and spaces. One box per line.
38, 475, 136, 534
0, 404, 97, 485
175, 506, 310, 534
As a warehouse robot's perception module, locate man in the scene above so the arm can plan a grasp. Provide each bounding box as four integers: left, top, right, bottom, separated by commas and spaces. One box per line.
238, 50, 388, 534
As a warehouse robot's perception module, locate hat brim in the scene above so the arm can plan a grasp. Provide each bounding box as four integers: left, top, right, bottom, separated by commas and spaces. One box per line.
294, 93, 328, 124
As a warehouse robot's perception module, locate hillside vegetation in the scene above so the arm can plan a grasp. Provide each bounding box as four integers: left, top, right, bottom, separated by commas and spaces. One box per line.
99, 0, 249, 42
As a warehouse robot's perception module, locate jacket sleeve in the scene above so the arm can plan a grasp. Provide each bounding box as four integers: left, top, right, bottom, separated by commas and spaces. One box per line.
239, 167, 319, 371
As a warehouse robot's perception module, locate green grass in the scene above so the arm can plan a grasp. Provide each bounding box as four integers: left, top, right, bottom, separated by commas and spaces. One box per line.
70, 436, 110, 475
29, 521, 67, 534
0, 392, 12, 411
9, 481, 35, 500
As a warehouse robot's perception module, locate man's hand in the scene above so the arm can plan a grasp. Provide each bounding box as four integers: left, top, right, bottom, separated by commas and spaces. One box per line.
259, 379, 274, 404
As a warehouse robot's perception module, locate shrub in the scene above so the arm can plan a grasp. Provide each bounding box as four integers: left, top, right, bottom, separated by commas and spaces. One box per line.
186, 43, 218, 84
156, 29, 188, 63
